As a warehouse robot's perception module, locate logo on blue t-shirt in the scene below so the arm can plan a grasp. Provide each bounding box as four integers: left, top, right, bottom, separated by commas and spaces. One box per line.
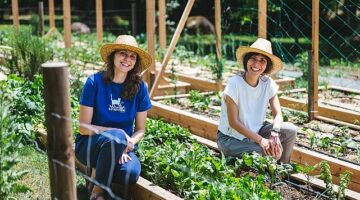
109, 94, 125, 112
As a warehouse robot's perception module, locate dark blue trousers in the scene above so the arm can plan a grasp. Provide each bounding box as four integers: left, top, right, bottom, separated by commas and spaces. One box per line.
75, 129, 141, 188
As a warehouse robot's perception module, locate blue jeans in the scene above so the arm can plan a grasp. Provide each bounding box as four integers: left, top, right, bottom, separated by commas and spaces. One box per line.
75, 129, 141, 187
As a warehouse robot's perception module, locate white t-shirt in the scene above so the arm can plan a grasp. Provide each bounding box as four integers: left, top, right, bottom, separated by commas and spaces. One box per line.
218, 73, 279, 141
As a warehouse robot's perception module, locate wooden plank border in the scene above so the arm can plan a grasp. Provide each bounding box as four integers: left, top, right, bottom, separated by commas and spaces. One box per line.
164, 72, 295, 91
149, 101, 360, 192
279, 85, 360, 127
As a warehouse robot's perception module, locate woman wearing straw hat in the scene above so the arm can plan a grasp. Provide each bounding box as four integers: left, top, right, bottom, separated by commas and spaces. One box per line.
217, 38, 297, 163
75, 35, 152, 200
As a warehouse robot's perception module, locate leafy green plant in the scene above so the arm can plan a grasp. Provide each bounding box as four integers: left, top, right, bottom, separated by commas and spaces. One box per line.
319, 161, 336, 199
5, 28, 53, 81
187, 90, 210, 111
305, 129, 317, 149
319, 137, 331, 150
338, 171, 352, 200
140, 119, 282, 199
169, 65, 178, 104
0, 90, 30, 198
209, 55, 224, 80
297, 163, 317, 190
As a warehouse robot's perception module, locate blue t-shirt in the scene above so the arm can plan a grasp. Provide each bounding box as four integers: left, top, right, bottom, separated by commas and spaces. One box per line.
80, 72, 152, 136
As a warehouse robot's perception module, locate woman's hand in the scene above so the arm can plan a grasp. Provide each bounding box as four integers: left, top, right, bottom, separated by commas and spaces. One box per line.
260, 138, 271, 156
269, 132, 283, 160
125, 137, 135, 152
119, 152, 132, 164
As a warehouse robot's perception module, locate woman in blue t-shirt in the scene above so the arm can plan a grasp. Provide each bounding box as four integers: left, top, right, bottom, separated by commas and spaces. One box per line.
217, 38, 297, 163
75, 35, 153, 200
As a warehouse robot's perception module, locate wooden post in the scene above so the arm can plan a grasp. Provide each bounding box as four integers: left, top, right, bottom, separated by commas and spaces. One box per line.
149, 0, 195, 98
308, 50, 316, 120
159, 0, 166, 49
11, 0, 19, 31
42, 62, 76, 200
96, 0, 103, 43
63, 0, 71, 48
48, 0, 55, 30
311, 0, 319, 118
38, 1, 45, 36
131, 1, 137, 35
214, 0, 222, 91
146, 0, 156, 86
258, 0, 267, 39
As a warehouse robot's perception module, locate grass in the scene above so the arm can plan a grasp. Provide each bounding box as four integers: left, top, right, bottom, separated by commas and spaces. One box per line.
13, 145, 89, 200
13, 146, 50, 200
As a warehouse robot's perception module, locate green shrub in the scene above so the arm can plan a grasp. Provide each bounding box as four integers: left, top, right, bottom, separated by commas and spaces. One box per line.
0, 90, 30, 198
5, 28, 53, 81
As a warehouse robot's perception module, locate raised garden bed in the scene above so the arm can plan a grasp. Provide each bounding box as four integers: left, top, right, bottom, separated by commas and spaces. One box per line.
148, 99, 360, 193
155, 91, 360, 165
279, 85, 360, 127
139, 119, 348, 200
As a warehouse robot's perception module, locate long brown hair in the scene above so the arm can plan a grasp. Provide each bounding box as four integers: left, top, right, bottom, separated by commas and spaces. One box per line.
103, 50, 142, 100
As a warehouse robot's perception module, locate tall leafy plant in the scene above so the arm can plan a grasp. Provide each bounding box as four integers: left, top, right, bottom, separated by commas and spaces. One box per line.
5, 28, 53, 81
0, 89, 30, 198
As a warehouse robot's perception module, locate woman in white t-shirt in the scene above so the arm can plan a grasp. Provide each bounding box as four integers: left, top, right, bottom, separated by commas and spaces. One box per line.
217, 38, 297, 163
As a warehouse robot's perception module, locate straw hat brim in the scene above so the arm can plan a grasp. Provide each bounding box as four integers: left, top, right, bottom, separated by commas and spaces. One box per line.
100, 44, 152, 72
236, 46, 283, 75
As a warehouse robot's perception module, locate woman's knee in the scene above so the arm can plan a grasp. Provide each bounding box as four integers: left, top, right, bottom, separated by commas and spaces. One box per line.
281, 122, 298, 144
100, 129, 128, 146
282, 123, 298, 135
126, 166, 141, 184
120, 161, 141, 184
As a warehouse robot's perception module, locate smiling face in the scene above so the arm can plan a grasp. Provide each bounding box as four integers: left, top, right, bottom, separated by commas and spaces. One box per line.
113, 50, 138, 73
243, 52, 273, 77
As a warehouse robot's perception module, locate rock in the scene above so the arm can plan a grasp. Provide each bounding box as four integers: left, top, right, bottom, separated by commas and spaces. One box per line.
71, 22, 90, 34
186, 16, 215, 34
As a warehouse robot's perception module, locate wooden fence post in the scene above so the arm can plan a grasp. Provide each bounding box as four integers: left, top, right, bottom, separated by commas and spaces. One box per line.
131, 1, 137, 35
308, 50, 317, 120
38, 1, 44, 36
159, 0, 167, 49
258, 0, 267, 38
63, 0, 72, 48
309, 0, 319, 120
42, 62, 77, 200
48, 0, 55, 30
214, 0, 222, 91
11, 0, 19, 31
146, 0, 156, 86
96, 0, 103, 43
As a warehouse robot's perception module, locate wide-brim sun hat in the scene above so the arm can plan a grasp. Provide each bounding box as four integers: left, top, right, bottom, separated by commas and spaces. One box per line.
236, 38, 283, 75
100, 35, 152, 72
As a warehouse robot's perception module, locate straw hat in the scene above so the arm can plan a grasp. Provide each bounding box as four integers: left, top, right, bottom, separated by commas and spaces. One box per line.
100, 35, 152, 72
236, 38, 283, 75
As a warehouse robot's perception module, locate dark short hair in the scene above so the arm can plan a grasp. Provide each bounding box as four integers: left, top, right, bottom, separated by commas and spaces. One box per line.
243, 52, 273, 75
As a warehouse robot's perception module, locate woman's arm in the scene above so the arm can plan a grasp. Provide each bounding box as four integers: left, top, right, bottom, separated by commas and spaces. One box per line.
78, 105, 114, 135
269, 95, 283, 129
125, 111, 147, 152
131, 111, 147, 144
269, 95, 283, 159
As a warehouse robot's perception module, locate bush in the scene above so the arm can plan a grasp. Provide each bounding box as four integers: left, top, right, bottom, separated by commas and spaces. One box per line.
5, 28, 53, 81
0, 90, 30, 198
